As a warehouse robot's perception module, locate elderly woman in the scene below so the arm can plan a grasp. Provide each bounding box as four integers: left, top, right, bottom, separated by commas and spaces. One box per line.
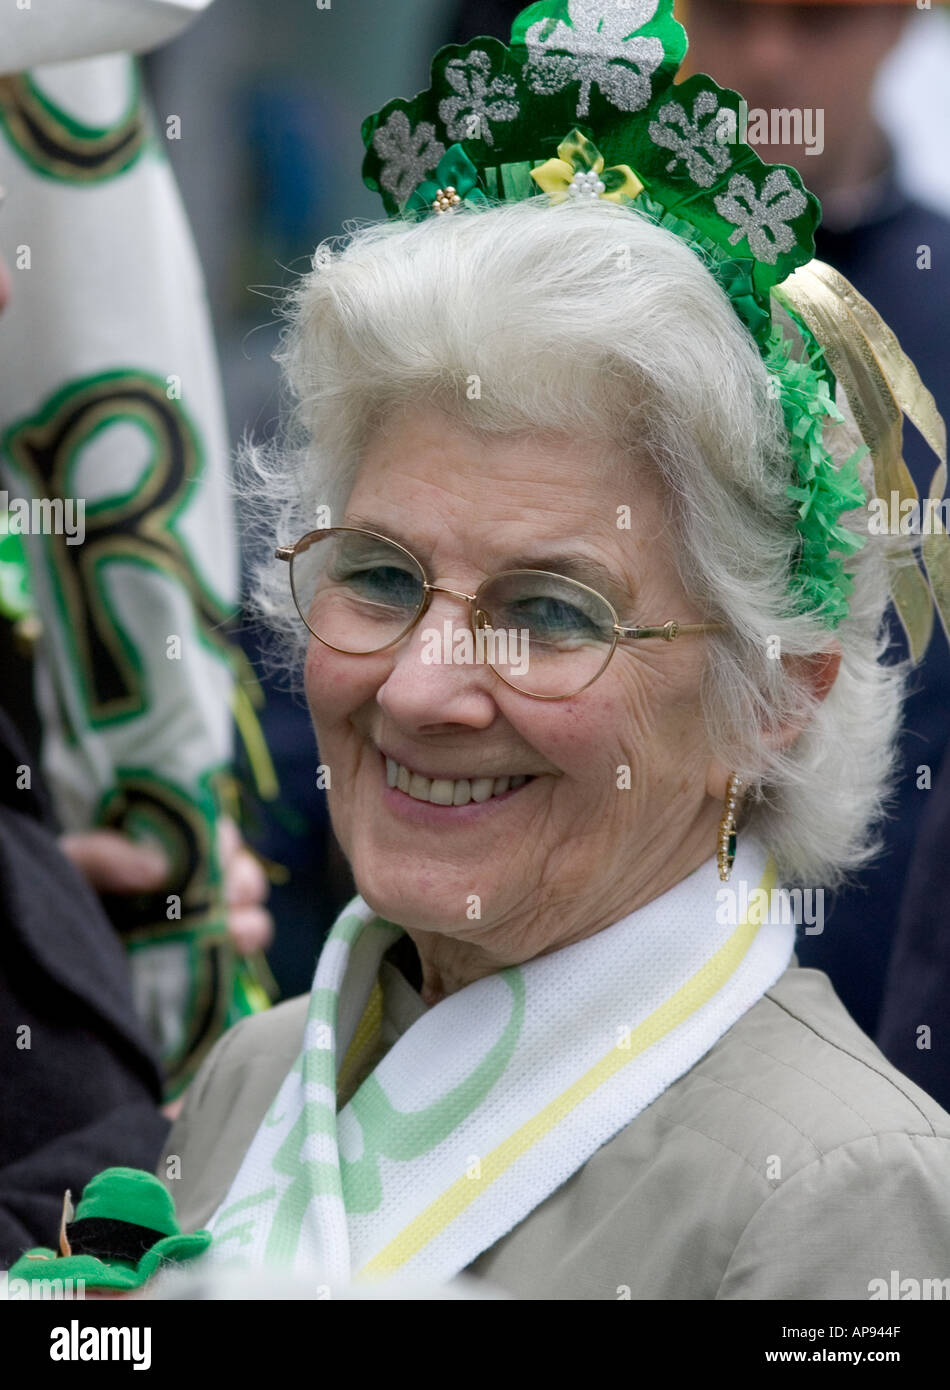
158, 3, 950, 1300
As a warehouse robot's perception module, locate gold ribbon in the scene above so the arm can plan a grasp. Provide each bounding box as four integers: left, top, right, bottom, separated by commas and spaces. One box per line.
773, 259, 950, 665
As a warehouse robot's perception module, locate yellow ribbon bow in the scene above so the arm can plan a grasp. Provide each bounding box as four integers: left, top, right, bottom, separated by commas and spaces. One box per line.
531, 128, 644, 205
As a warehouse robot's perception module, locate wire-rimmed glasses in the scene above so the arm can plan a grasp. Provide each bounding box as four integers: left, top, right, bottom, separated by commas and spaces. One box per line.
276, 526, 725, 700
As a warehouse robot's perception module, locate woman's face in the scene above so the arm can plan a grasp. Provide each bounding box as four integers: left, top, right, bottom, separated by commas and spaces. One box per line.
304, 403, 727, 963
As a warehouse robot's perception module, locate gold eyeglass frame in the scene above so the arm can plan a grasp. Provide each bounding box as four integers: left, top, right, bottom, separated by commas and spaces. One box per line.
276, 526, 726, 701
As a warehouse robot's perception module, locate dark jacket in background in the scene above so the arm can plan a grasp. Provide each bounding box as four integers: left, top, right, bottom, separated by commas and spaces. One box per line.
0, 706, 169, 1265
877, 750, 950, 1112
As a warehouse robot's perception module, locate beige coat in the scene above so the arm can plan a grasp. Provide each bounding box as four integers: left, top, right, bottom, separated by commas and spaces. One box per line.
159, 956, 950, 1299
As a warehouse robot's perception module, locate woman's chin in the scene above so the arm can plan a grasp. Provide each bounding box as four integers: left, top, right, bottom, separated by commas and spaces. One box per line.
352, 860, 484, 934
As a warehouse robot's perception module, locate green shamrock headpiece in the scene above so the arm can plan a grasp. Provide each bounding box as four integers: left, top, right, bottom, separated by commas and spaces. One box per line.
360, 0, 949, 650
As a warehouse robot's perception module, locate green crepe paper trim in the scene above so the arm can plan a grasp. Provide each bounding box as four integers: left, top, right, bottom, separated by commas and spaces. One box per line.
764, 328, 868, 627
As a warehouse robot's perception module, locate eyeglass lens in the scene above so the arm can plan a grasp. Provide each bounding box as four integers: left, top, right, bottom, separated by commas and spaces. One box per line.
290, 529, 617, 697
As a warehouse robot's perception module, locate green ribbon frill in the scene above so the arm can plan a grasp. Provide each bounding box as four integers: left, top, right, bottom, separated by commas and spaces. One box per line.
405, 145, 491, 216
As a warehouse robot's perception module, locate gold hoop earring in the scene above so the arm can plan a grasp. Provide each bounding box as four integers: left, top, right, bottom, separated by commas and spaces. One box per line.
717, 773, 742, 882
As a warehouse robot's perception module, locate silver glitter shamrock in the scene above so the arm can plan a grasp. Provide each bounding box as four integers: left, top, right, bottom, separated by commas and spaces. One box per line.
372, 110, 446, 204
648, 90, 733, 188
523, 0, 664, 118
438, 51, 520, 148
713, 169, 808, 264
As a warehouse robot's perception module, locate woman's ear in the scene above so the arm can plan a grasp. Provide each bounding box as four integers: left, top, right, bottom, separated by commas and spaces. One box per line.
769, 644, 843, 754
705, 643, 842, 800
778, 642, 845, 745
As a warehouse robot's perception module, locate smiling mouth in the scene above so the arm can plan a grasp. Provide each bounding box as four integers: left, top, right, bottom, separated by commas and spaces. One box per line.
384, 754, 535, 807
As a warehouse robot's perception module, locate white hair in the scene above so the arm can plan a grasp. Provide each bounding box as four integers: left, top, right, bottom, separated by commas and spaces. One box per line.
241, 196, 909, 889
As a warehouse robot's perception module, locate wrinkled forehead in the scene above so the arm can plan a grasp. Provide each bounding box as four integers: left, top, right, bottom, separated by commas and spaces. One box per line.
341, 401, 677, 606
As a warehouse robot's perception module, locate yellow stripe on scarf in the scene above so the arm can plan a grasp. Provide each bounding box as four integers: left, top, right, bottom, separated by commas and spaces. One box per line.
337, 979, 385, 1108
358, 857, 778, 1279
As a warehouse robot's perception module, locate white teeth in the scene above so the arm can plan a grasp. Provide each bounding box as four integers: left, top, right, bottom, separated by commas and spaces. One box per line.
383, 756, 532, 807
408, 773, 431, 802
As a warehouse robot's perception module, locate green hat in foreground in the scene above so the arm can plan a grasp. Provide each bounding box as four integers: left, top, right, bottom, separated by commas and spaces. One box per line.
8, 1167, 211, 1291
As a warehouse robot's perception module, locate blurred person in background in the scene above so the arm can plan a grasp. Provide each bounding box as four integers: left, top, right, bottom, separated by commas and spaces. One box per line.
0, 0, 274, 1108
141, 1, 356, 1006
446, 0, 950, 1115
0, 698, 171, 1266
877, 748, 950, 1110
0, 194, 169, 1266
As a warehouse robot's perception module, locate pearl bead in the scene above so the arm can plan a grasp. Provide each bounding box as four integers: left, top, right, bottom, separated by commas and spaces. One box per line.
568, 170, 606, 200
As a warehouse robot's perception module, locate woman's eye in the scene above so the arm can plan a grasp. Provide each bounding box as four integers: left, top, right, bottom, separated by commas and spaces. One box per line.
336, 565, 420, 606
508, 597, 601, 640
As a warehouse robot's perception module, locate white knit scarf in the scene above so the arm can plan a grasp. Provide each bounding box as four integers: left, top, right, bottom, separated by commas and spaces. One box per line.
204, 839, 793, 1290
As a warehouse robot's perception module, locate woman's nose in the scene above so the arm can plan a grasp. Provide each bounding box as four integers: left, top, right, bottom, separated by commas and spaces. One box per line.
374, 593, 498, 726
